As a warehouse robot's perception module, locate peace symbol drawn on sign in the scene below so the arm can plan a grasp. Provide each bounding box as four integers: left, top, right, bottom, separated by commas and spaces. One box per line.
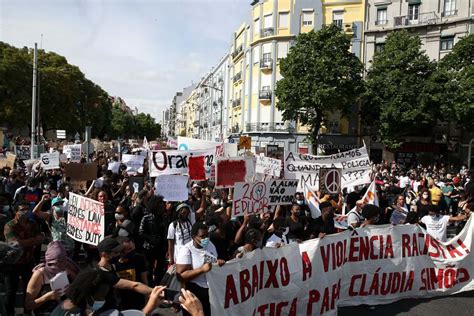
325, 169, 340, 194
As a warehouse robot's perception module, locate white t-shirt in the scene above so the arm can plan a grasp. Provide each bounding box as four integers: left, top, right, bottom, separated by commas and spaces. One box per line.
421, 215, 450, 242
347, 210, 363, 227
176, 240, 218, 288
265, 234, 289, 248
399, 176, 410, 189
167, 220, 193, 262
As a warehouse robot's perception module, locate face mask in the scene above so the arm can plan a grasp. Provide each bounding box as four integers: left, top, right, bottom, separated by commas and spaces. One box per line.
90, 300, 105, 311
65, 186, 70, 192
212, 199, 220, 206
44, 184, 51, 190
296, 200, 304, 205
115, 213, 124, 221
422, 194, 429, 199
54, 206, 63, 214
199, 237, 210, 248
27, 186, 35, 192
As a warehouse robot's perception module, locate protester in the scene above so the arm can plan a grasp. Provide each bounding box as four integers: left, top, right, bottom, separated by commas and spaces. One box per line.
167, 203, 194, 266
361, 204, 381, 227
233, 228, 262, 258
428, 179, 443, 206
420, 204, 469, 242
176, 222, 221, 316
416, 188, 432, 219
346, 200, 364, 228
3, 202, 45, 316
25, 241, 80, 315
265, 217, 290, 248
309, 201, 336, 238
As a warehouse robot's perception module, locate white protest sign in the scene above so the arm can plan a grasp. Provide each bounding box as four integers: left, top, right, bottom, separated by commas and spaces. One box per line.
284, 146, 371, 190
40, 152, 60, 170
155, 174, 189, 201
233, 179, 298, 216
107, 161, 121, 174
209, 218, 474, 316
63, 144, 82, 162
255, 156, 282, 177
122, 154, 145, 174
66, 192, 104, 246
149, 149, 215, 177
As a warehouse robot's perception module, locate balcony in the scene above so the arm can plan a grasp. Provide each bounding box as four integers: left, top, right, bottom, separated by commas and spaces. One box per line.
441, 10, 458, 17
260, 58, 273, 70
259, 90, 272, 100
260, 27, 274, 38
232, 99, 241, 108
231, 45, 243, 60
233, 72, 242, 83
245, 122, 295, 133
394, 12, 439, 27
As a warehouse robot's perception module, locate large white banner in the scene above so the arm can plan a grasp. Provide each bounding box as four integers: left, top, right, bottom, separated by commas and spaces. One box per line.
284, 146, 371, 190
149, 149, 215, 177
66, 193, 105, 246
209, 219, 474, 315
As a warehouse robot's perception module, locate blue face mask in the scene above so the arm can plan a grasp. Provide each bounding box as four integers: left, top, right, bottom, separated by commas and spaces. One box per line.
90, 299, 105, 311
200, 237, 210, 248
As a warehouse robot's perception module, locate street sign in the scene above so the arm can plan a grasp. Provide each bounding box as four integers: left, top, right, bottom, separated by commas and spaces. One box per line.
319, 168, 341, 195
56, 130, 66, 139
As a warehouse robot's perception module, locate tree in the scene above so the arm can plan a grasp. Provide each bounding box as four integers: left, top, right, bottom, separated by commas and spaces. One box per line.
363, 30, 438, 149
275, 25, 364, 145
134, 113, 161, 140
436, 34, 474, 128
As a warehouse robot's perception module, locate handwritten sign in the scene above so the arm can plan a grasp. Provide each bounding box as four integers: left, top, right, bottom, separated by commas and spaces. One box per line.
255, 156, 282, 177
63, 144, 82, 163
15, 145, 31, 160
122, 154, 145, 174
233, 179, 298, 216
155, 174, 189, 202
67, 192, 104, 246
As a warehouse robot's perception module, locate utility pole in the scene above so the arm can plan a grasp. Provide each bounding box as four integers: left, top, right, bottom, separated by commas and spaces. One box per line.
31, 43, 38, 159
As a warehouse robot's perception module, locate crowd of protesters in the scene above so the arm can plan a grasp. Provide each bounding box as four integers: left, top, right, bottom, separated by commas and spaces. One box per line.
0, 143, 473, 315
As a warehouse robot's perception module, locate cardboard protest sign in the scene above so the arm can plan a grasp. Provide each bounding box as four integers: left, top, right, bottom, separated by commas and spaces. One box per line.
284, 146, 371, 190
64, 163, 97, 181
128, 177, 144, 193
208, 217, 474, 316
122, 154, 145, 174
63, 144, 82, 162
107, 161, 121, 174
40, 152, 60, 170
15, 145, 31, 160
233, 179, 298, 216
215, 158, 254, 188
70, 180, 88, 192
149, 149, 214, 177
188, 156, 206, 181
0, 153, 16, 169
66, 192, 104, 246
255, 155, 282, 178
319, 168, 342, 196
154, 174, 188, 202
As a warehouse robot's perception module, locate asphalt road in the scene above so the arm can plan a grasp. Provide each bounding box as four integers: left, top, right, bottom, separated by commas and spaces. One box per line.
338, 290, 474, 316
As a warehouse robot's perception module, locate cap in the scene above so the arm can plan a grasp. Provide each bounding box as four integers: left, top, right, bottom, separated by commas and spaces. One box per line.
176, 203, 191, 213
97, 238, 124, 254
51, 197, 64, 207
211, 192, 220, 199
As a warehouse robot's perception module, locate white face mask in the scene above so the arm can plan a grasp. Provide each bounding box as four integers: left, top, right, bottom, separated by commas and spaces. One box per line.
212, 199, 220, 206
115, 213, 124, 221
422, 194, 429, 199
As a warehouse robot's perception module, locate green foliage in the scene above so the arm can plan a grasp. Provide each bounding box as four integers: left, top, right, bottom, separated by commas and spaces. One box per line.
0, 41, 160, 140
436, 34, 474, 128
363, 30, 438, 149
275, 25, 364, 144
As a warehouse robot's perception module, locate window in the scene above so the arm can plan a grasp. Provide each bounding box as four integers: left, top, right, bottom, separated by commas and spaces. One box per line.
254, 18, 260, 35
375, 43, 385, 53
277, 42, 288, 59
376, 8, 387, 25
302, 11, 313, 26
262, 52, 271, 62
408, 4, 420, 23
440, 36, 454, 51
264, 14, 273, 29
332, 11, 344, 28
279, 12, 289, 28
253, 46, 260, 63
443, 0, 456, 16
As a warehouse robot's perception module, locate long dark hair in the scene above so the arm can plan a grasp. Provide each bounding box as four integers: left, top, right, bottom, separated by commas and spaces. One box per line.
65, 269, 111, 309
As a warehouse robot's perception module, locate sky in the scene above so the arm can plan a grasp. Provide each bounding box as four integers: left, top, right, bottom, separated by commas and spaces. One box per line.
0, 0, 250, 121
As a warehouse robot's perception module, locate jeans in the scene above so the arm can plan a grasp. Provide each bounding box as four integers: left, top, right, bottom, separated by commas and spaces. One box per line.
3, 262, 34, 316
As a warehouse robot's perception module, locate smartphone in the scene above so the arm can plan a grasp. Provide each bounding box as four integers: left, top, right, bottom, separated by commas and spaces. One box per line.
163, 288, 180, 301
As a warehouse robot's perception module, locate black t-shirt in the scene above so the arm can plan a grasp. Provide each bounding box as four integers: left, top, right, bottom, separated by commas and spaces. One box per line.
114, 253, 147, 310
210, 230, 230, 261
417, 201, 431, 219
285, 216, 308, 241
310, 217, 336, 237
97, 266, 120, 312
